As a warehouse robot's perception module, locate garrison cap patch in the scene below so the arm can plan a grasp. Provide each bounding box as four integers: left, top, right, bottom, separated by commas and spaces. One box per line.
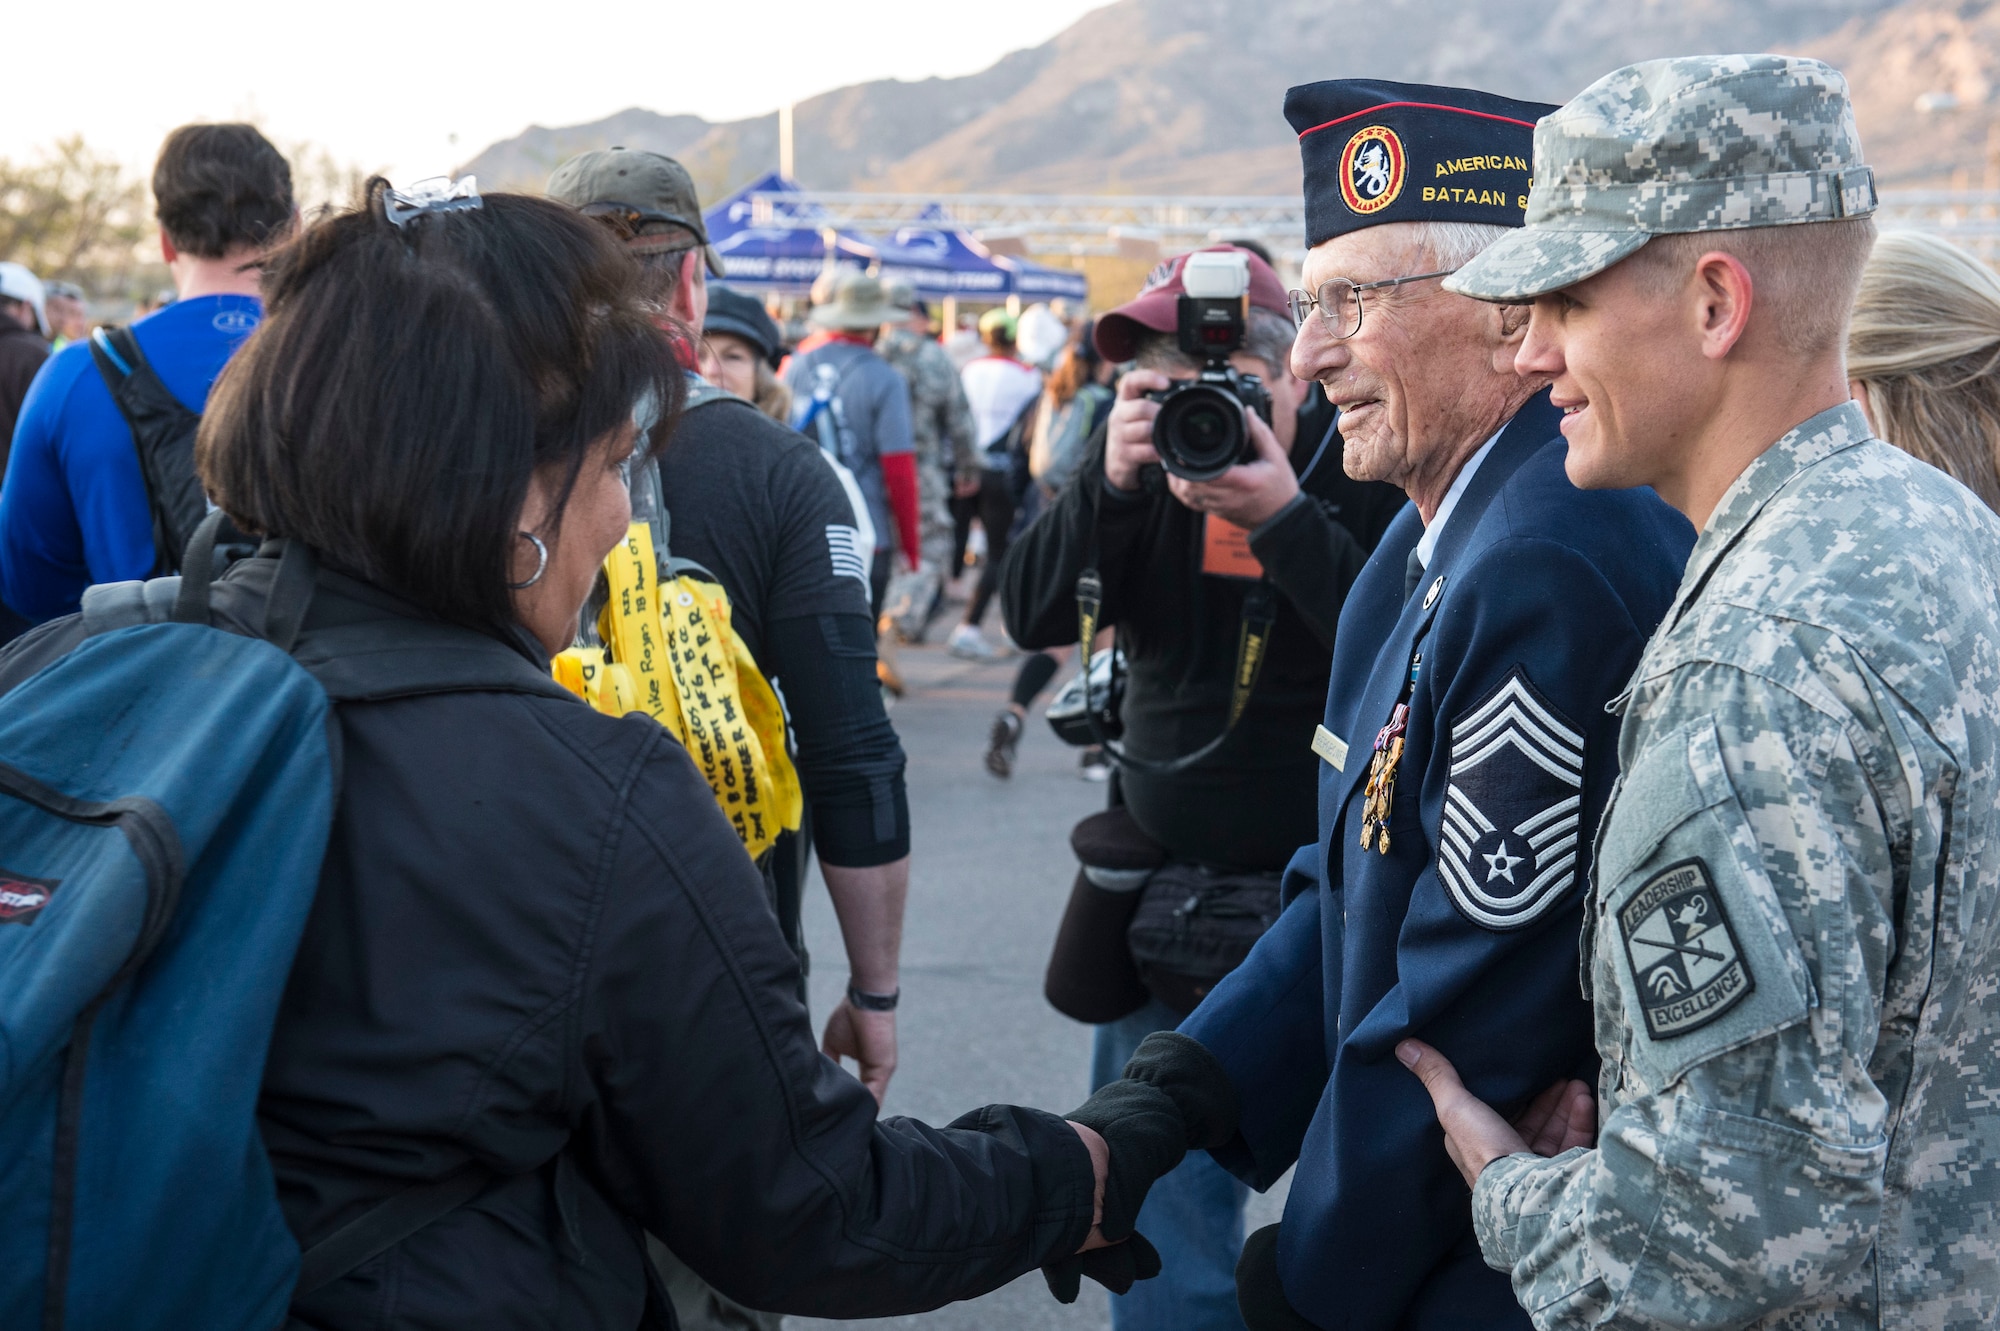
1618, 858, 1754, 1039
1439, 668, 1583, 930
1339, 126, 1407, 215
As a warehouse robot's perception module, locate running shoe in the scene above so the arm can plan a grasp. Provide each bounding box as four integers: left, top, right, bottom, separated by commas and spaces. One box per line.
986, 709, 1023, 778
947, 623, 1003, 661
1078, 746, 1112, 782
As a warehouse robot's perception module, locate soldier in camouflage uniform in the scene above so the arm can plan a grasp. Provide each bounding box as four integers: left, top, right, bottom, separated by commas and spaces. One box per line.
1397, 55, 2000, 1328
879, 285, 976, 575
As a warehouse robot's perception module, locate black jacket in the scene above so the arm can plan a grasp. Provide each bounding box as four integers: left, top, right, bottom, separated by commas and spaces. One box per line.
0, 322, 50, 467
0, 556, 1093, 1330
1000, 396, 1405, 870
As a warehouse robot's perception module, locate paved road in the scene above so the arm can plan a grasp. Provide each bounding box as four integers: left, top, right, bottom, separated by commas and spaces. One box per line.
787, 640, 1289, 1331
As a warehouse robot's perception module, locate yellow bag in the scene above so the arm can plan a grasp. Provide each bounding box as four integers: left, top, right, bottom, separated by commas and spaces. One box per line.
552, 522, 802, 861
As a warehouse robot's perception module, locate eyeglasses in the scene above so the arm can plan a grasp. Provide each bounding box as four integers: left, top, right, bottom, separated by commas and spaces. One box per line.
579, 200, 704, 247
1286, 269, 1459, 338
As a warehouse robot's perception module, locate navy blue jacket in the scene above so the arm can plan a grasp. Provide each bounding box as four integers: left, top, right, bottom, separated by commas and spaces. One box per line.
1181, 393, 1693, 1330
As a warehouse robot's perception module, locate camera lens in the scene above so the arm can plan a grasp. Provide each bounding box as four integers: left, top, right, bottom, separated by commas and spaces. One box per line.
1153, 382, 1246, 482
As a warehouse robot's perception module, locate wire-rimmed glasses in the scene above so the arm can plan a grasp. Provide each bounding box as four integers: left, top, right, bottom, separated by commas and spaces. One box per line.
1286, 269, 1460, 338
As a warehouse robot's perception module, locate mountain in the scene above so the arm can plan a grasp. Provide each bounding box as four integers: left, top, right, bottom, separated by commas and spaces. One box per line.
461, 0, 1988, 199
1798, 0, 2000, 188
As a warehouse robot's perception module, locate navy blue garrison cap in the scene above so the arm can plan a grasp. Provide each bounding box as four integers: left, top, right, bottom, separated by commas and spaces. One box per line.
1285, 79, 1558, 249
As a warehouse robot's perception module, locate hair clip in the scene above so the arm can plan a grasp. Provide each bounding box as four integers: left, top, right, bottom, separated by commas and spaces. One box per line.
383, 176, 483, 229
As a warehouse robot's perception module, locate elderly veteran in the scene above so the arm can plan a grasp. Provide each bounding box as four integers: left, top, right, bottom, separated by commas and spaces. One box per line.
1406, 54, 2000, 1330
1057, 80, 1693, 1331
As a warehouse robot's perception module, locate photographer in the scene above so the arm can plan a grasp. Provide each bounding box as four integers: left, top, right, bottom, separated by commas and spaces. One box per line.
1001, 246, 1401, 1330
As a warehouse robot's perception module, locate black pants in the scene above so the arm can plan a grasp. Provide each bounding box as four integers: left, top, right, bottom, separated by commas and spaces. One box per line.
950, 469, 1017, 628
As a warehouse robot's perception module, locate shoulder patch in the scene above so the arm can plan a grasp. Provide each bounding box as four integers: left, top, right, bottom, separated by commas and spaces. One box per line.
1617, 858, 1754, 1039
1438, 667, 1584, 930
825, 525, 870, 588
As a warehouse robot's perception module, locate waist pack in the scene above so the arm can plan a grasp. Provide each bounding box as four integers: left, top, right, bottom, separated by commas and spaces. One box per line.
0, 514, 572, 1329
1127, 862, 1283, 1015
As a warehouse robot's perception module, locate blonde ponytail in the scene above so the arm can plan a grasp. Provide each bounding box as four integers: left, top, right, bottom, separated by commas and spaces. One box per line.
1848, 230, 2000, 511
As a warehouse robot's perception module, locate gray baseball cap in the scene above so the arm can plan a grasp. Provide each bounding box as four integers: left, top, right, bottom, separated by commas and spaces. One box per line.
546, 147, 725, 277
1446, 55, 1877, 303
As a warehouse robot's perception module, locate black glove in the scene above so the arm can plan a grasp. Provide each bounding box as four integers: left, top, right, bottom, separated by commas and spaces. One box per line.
1062, 1031, 1242, 1240
1042, 1231, 1163, 1303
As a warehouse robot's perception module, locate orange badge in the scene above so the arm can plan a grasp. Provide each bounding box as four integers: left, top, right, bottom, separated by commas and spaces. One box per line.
1339, 126, 1407, 216
1202, 514, 1265, 580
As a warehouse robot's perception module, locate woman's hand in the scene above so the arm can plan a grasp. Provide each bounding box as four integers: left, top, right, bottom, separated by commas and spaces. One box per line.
1069, 1120, 1111, 1250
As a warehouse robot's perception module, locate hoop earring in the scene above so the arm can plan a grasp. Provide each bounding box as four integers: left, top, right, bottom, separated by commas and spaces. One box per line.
508, 532, 548, 589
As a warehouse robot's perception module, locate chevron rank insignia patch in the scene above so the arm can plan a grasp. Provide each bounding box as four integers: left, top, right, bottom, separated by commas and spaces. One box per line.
1438, 668, 1584, 930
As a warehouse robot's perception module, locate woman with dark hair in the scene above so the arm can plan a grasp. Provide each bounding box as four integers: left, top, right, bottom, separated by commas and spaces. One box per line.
0, 181, 1122, 1327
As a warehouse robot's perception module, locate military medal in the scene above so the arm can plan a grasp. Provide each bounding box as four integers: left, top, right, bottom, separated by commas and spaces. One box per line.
1359, 703, 1408, 853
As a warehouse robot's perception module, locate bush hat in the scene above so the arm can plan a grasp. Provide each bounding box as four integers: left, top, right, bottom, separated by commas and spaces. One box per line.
808, 269, 903, 330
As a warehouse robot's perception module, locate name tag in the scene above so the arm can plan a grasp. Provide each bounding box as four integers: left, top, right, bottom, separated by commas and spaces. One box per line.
1201, 514, 1264, 579
1312, 725, 1348, 771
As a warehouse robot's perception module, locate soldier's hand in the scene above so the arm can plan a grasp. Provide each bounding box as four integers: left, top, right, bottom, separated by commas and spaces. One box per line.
1511, 1076, 1596, 1157
1397, 1039, 1529, 1188
821, 1001, 897, 1105
1105, 371, 1168, 492
1166, 408, 1299, 528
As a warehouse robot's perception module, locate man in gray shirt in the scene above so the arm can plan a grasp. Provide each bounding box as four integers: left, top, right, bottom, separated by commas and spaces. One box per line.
785, 270, 921, 618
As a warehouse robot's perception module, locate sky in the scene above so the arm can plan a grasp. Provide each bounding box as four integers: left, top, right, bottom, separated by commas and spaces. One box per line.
6, 0, 1112, 183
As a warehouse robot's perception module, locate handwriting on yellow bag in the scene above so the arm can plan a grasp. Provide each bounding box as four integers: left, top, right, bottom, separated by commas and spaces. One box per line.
658, 578, 802, 858
601, 525, 673, 723
551, 523, 801, 861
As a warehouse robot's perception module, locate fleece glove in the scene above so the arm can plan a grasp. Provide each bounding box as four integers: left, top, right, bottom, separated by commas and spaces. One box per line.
1041, 1031, 1241, 1301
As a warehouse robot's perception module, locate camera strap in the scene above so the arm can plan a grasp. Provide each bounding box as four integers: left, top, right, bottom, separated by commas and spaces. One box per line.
1073, 513, 1276, 776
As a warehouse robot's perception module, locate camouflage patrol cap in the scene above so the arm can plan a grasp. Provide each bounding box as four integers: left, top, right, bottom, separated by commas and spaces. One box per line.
1446, 55, 1877, 303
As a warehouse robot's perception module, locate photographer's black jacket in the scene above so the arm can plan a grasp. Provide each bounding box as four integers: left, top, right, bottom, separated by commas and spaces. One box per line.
1001, 396, 1404, 870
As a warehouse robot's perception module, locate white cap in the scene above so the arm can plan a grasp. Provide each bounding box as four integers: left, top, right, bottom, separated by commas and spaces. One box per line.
0, 263, 47, 336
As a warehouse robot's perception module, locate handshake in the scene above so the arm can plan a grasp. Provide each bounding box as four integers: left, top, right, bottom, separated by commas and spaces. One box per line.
1045, 1032, 1241, 1303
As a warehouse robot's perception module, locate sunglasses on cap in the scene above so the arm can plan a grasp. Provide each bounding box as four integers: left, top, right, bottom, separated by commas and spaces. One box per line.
579, 201, 704, 247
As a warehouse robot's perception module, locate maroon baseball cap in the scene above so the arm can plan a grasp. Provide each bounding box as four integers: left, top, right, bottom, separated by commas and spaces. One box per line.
1094, 244, 1290, 362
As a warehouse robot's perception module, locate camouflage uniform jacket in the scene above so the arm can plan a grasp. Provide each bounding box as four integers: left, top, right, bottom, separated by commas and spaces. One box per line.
879, 330, 973, 475
880, 329, 975, 564
1471, 403, 2000, 1329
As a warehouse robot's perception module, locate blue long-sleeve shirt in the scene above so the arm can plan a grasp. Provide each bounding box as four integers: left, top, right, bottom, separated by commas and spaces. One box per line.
0, 294, 260, 621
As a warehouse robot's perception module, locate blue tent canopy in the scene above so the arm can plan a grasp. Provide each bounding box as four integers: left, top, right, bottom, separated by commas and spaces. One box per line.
704, 172, 878, 292
1002, 254, 1090, 303
705, 181, 1089, 302
872, 206, 1089, 302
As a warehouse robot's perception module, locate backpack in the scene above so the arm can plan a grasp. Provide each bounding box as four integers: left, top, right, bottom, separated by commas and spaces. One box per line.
791, 362, 880, 561
86, 326, 215, 576
0, 513, 579, 1330
1030, 383, 1112, 493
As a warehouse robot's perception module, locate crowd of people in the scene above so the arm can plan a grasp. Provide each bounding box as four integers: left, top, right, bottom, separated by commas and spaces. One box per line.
2, 47, 2000, 1331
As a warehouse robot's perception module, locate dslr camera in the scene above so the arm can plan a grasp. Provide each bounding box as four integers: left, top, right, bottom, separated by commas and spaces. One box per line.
1145, 250, 1274, 483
